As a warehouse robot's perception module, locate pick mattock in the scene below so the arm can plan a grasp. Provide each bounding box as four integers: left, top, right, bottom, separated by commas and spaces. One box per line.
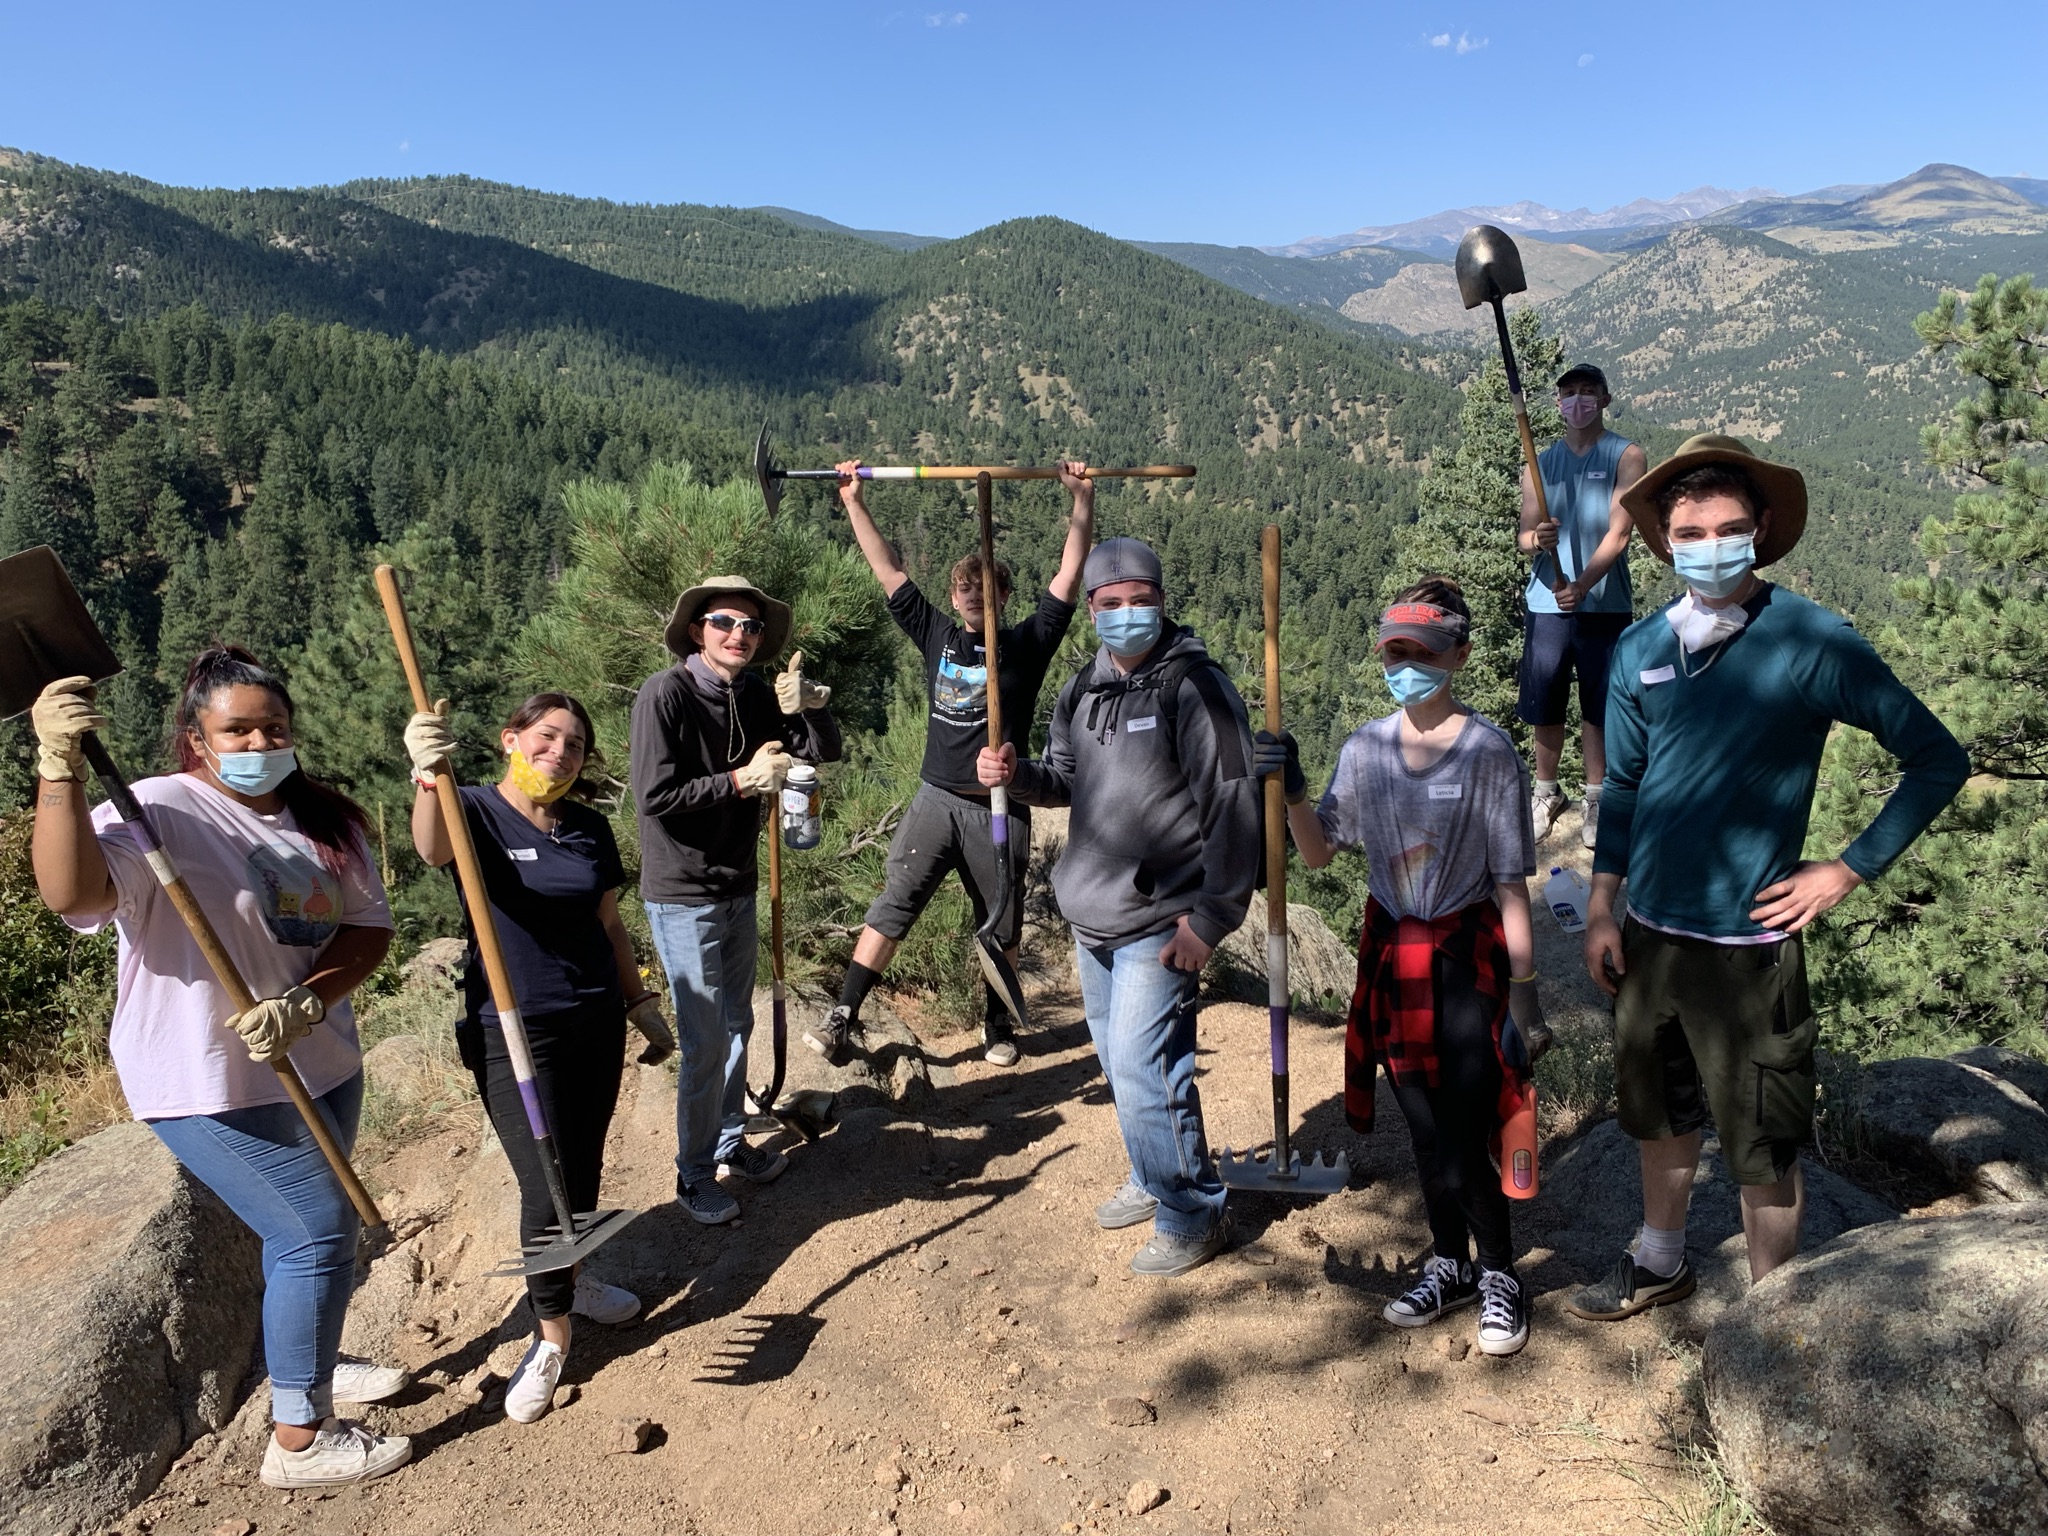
374, 564, 638, 1277
751, 423, 1194, 517
972, 470, 1031, 1030
1218, 525, 1349, 1195
1454, 224, 1563, 593
0, 544, 387, 1237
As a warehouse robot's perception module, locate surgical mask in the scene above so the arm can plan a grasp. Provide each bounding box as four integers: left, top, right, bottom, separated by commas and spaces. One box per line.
1383, 661, 1451, 706
1666, 592, 1751, 654
1094, 604, 1162, 658
1671, 532, 1756, 600
507, 749, 577, 804
207, 745, 298, 796
1559, 395, 1602, 429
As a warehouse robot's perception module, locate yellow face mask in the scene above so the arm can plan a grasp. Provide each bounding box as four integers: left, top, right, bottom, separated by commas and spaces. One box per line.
506, 749, 577, 805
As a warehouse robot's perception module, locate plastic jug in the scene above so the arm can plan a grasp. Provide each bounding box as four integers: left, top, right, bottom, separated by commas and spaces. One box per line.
1544, 865, 1589, 934
780, 764, 821, 850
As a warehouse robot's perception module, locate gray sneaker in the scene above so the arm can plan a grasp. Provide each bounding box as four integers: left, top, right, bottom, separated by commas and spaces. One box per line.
717, 1141, 788, 1183
1581, 792, 1601, 850
1531, 787, 1569, 838
675, 1177, 740, 1225
1095, 1179, 1160, 1230
1130, 1224, 1227, 1278
982, 1019, 1020, 1067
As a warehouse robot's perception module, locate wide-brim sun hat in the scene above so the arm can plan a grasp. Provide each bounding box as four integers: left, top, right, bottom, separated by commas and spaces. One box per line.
1618, 433, 1808, 568
663, 576, 793, 660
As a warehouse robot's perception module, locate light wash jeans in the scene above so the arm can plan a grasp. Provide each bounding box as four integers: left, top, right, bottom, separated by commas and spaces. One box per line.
150, 1071, 364, 1426
646, 895, 759, 1188
1075, 929, 1226, 1240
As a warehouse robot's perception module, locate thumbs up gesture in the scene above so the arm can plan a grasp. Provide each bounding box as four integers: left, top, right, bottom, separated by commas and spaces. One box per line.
775, 650, 832, 715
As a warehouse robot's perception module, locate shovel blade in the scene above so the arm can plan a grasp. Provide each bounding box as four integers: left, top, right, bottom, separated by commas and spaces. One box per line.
973, 932, 1029, 1029
0, 546, 124, 719
484, 1205, 640, 1278
1454, 224, 1528, 310
1218, 1146, 1351, 1195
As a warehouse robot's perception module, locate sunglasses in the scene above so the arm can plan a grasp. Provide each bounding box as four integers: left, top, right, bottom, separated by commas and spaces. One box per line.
702, 612, 765, 637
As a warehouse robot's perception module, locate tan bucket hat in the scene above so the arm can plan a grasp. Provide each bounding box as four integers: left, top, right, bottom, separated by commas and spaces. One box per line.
1618, 433, 1808, 568
663, 576, 792, 660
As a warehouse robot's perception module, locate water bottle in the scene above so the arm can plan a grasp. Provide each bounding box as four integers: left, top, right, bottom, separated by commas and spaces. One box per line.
1499, 1079, 1539, 1199
780, 764, 821, 850
1543, 865, 1589, 933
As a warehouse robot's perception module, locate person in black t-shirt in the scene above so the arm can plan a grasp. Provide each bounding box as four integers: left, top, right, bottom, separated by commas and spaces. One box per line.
806, 459, 1094, 1067
403, 691, 675, 1425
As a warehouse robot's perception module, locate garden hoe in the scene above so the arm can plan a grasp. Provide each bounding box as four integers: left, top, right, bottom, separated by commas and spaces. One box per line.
375, 564, 638, 1277
1455, 225, 1562, 592
972, 471, 1031, 1031
1218, 526, 1349, 1196
0, 544, 388, 1240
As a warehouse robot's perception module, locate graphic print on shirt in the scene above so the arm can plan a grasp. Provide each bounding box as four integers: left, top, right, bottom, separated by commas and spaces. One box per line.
246, 841, 341, 948
1390, 824, 1439, 913
932, 646, 988, 723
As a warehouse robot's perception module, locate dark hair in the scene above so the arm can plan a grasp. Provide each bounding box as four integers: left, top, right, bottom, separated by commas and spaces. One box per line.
503, 692, 605, 801
1389, 575, 1471, 623
174, 646, 370, 876
1655, 465, 1760, 526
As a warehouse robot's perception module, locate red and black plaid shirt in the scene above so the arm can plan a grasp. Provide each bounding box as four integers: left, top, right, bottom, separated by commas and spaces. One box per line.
1344, 895, 1521, 1135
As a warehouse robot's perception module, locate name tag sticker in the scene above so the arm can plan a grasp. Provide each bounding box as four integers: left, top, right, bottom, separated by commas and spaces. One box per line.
508, 847, 540, 862
1587, 470, 1608, 480
1125, 716, 1158, 733
1641, 665, 1676, 685
1428, 783, 1463, 800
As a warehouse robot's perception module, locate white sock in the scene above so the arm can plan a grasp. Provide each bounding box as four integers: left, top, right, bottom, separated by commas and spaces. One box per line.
1584, 783, 1602, 803
1633, 1222, 1686, 1278
1535, 779, 1560, 799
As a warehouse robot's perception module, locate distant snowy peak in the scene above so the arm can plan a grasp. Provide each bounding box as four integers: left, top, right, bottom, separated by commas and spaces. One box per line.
1265, 186, 1773, 257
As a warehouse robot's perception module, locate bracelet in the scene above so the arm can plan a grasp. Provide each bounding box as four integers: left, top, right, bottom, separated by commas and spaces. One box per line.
623, 991, 658, 1010
1509, 972, 1540, 984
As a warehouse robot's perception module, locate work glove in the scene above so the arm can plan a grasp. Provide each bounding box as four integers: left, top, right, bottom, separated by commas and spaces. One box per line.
228, 985, 326, 1063
1252, 729, 1307, 804
627, 994, 677, 1066
1502, 978, 1553, 1071
403, 700, 456, 781
733, 740, 791, 798
31, 675, 108, 783
775, 650, 832, 714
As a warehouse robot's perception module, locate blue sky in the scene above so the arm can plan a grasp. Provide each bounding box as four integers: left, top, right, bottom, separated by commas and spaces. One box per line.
3, 1, 2040, 246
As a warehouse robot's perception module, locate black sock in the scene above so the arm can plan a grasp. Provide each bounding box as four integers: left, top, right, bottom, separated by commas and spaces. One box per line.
984, 983, 1011, 1033
839, 961, 882, 1020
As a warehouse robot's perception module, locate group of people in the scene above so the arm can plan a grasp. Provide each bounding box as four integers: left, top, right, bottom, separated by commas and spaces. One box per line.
25, 365, 1968, 1488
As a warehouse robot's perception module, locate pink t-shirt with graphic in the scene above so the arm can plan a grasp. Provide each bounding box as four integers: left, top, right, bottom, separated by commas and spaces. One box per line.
65, 774, 394, 1120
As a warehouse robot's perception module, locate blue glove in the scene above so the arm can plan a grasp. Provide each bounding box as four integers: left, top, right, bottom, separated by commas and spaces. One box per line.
1252, 729, 1306, 803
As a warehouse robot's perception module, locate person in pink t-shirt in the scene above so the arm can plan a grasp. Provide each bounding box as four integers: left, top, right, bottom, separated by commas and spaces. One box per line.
30, 646, 412, 1490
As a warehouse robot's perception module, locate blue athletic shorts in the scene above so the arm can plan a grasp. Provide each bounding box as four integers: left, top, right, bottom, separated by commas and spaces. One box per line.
1517, 611, 1630, 728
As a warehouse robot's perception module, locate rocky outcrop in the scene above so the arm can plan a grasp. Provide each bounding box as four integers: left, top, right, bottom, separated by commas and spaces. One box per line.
1704, 1202, 2048, 1536
1207, 902, 1356, 1008
0, 1122, 263, 1536
1950, 1045, 2048, 1113
1851, 1055, 2048, 1203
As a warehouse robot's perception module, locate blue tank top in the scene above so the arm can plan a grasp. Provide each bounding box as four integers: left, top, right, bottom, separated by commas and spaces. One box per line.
1526, 431, 1633, 615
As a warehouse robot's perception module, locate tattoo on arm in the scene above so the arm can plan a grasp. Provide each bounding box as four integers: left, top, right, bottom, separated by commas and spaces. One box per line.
41, 792, 68, 807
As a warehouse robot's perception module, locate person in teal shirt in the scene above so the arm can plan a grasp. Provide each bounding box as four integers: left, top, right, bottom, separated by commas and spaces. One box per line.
1568, 435, 1967, 1324
1516, 364, 1646, 850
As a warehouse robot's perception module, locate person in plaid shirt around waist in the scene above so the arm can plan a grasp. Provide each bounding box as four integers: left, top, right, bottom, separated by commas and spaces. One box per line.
1257, 577, 1549, 1357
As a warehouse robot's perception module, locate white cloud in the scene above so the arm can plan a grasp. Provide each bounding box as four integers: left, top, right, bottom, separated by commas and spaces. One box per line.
1456, 31, 1487, 53
397, 139, 410, 153
1426, 31, 1450, 46
1427, 30, 1487, 53
1578, 52, 1595, 67
925, 10, 966, 23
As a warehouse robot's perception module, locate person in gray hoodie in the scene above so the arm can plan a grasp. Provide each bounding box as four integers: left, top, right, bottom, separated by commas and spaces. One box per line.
978, 537, 1260, 1276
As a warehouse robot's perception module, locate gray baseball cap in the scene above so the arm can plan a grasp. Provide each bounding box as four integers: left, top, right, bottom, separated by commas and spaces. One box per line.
1082, 537, 1164, 596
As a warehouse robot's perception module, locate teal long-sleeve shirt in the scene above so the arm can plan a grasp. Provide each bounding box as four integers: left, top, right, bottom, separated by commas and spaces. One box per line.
1593, 584, 1968, 939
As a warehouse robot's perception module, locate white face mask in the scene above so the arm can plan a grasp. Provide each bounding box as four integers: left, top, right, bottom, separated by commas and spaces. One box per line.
1665, 591, 1751, 653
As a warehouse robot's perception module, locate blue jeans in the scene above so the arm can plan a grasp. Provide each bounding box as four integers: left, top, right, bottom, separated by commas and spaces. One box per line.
646, 896, 759, 1187
1076, 930, 1226, 1240
150, 1072, 364, 1426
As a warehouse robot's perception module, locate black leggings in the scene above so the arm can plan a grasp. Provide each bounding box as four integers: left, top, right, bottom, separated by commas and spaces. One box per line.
466, 1001, 626, 1320
1388, 955, 1513, 1273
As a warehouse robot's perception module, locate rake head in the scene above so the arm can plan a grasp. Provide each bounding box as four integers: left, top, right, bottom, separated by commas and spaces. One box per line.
753, 422, 783, 518
484, 1205, 641, 1278
1218, 1146, 1351, 1195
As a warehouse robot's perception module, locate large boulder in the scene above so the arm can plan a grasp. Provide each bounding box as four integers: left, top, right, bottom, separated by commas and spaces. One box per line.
1206, 902, 1356, 1008
1950, 1045, 2048, 1113
1851, 1055, 2048, 1203
1704, 1202, 2048, 1536
0, 1122, 263, 1536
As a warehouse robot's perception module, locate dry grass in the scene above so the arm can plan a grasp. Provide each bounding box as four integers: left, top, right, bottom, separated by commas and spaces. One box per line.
0, 1055, 129, 1193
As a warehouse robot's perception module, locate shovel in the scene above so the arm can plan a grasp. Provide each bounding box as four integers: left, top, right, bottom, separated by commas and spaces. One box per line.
374, 564, 638, 1278
0, 545, 387, 1237
743, 798, 831, 1141
1455, 224, 1562, 593
1218, 526, 1349, 1196
971, 471, 1031, 1031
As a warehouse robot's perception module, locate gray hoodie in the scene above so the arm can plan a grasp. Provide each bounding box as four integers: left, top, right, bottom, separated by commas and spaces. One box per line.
1010, 626, 1260, 950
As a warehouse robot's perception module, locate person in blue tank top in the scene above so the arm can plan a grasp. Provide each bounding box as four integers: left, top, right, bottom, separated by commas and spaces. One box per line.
1515, 364, 1647, 851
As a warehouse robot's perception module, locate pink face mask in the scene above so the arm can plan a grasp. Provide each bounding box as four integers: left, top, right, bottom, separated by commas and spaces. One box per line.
1559, 394, 1602, 429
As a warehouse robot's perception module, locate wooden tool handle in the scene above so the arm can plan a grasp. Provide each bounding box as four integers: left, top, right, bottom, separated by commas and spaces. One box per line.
1514, 403, 1552, 524
767, 808, 784, 985
977, 473, 1002, 749
779, 465, 1196, 482
1262, 526, 1286, 937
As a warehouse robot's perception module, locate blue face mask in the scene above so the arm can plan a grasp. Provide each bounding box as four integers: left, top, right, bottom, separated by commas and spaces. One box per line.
1094, 604, 1163, 658
209, 746, 299, 796
1384, 662, 1451, 707
1671, 532, 1755, 600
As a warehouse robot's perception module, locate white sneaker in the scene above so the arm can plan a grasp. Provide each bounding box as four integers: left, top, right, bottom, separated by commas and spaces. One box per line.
260, 1418, 412, 1488
331, 1354, 409, 1404
572, 1271, 642, 1325
1531, 787, 1569, 838
503, 1339, 566, 1424
1581, 793, 1601, 850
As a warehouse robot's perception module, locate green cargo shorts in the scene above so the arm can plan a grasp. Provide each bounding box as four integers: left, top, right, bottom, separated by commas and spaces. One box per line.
1612, 916, 1817, 1186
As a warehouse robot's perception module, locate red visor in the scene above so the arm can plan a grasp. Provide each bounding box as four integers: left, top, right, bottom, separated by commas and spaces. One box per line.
1375, 602, 1469, 653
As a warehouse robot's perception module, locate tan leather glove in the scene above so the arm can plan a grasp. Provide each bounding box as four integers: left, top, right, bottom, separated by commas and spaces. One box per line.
774, 650, 832, 714
733, 741, 791, 798
31, 675, 108, 783
403, 700, 456, 780
627, 994, 676, 1066
228, 985, 326, 1063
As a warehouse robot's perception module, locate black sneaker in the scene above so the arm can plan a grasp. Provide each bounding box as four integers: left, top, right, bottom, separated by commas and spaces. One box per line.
1382, 1254, 1479, 1327
803, 1004, 855, 1067
982, 1018, 1020, 1067
1564, 1249, 1697, 1321
1475, 1267, 1530, 1356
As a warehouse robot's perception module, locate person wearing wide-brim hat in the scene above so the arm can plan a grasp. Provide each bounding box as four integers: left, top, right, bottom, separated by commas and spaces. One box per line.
1565, 434, 1967, 1321
629, 576, 842, 1226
